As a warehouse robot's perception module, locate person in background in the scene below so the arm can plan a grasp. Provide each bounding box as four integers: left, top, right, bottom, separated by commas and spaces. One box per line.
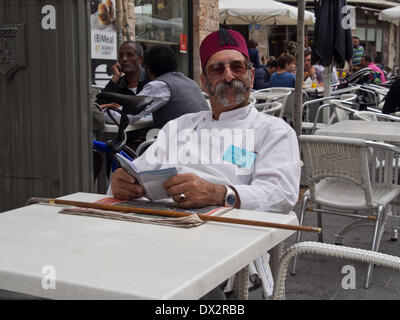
96, 41, 150, 106
313, 63, 339, 85
254, 58, 278, 90
132, 45, 210, 129
260, 55, 267, 66
269, 53, 296, 88
247, 39, 261, 69
98, 44, 210, 149
350, 35, 364, 73
359, 55, 386, 84
374, 53, 384, 72
304, 37, 311, 53
303, 50, 315, 81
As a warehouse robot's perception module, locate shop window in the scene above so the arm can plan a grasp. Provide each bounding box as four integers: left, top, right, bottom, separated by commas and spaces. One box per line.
357, 27, 365, 41
376, 29, 382, 52
134, 0, 186, 45
134, 0, 190, 76
367, 28, 375, 42
367, 16, 376, 25
356, 14, 366, 24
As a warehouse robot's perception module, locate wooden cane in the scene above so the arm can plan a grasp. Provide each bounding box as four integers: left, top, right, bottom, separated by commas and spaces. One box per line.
27, 198, 321, 233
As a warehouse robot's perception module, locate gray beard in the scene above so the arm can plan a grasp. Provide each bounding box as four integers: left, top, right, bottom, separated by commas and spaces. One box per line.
207, 78, 250, 108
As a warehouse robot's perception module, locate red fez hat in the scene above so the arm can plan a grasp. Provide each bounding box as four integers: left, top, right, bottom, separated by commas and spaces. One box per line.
200, 29, 249, 71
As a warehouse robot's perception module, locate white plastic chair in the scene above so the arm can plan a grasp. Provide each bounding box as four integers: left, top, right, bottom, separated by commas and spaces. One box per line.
301, 94, 357, 134
308, 99, 357, 134
252, 88, 292, 118
273, 241, 400, 300
135, 128, 160, 157
259, 101, 284, 117
293, 135, 400, 288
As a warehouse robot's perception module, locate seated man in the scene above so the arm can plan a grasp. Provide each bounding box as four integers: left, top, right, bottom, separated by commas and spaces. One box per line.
109, 29, 301, 298
100, 45, 210, 150
269, 53, 296, 88
253, 58, 278, 90
96, 41, 150, 106
103, 45, 209, 129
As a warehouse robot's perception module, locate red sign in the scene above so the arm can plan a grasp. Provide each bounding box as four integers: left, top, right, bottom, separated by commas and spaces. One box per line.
180, 33, 187, 53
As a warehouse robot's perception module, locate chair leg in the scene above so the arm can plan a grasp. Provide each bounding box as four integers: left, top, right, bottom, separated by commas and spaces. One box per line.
365, 206, 385, 289
291, 195, 308, 275
316, 205, 323, 243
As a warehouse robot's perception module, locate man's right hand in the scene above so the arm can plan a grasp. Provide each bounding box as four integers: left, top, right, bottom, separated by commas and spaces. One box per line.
111, 62, 123, 84
110, 168, 145, 200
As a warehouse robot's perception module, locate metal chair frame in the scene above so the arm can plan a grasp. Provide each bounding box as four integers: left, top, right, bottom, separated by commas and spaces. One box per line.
293, 135, 400, 288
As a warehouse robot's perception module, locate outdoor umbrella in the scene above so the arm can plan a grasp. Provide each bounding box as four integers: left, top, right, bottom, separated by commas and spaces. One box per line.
311, 0, 353, 123
219, 0, 315, 25
378, 6, 400, 26
311, 0, 353, 68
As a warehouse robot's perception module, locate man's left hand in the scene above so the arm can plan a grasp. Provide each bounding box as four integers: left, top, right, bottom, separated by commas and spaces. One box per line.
163, 173, 226, 208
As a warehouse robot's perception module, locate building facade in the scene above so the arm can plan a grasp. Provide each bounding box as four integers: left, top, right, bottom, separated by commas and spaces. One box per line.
281, 0, 400, 69
92, 0, 220, 86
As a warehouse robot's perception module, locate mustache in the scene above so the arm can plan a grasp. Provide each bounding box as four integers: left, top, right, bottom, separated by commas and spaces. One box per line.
208, 79, 250, 99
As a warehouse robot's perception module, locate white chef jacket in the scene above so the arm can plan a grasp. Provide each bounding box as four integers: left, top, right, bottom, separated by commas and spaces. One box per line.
133, 100, 301, 213
108, 99, 301, 298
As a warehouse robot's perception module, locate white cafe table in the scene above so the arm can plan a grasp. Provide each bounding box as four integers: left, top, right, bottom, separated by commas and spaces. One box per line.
0, 192, 298, 300
314, 120, 400, 143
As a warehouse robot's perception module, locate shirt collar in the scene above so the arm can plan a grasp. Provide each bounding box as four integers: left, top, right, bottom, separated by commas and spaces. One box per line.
216, 97, 256, 121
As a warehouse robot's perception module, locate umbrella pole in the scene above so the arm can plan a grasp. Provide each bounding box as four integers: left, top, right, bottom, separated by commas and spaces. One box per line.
322, 63, 332, 123
293, 0, 305, 136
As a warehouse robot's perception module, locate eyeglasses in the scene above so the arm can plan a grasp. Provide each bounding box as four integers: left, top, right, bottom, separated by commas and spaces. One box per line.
207, 60, 251, 78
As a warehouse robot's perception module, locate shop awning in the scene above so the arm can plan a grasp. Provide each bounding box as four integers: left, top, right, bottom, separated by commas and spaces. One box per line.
379, 5, 400, 26
219, 0, 315, 26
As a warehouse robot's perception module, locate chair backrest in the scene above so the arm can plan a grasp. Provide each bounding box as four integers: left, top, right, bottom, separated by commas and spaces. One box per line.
329, 100, 356, 123
253, 87, 292, 102
299, 135, 374, 205
261, 102, 284, 117
339, 93, 357, 102
309, 99, 356, 134
136, 128, 160, 156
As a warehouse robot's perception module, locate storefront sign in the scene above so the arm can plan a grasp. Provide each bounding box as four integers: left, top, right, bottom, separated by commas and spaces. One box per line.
90, 0, 116, 85
91, 30, 116, 59
180, 33, 187, 53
